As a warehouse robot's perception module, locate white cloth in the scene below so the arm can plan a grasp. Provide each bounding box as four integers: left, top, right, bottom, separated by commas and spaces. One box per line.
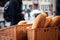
30, 9, 43, 17
30, 9, 44, 22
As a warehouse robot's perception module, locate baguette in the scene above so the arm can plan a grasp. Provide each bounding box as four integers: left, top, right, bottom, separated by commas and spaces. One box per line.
44, 16, 52, 27
32, 12, 47, 29
50, 16, 60, 27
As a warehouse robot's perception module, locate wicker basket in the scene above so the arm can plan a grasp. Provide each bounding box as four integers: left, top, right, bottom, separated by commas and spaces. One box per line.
58, 25, 60, 40
0, 24, 32, 40
27, 27, 58, 40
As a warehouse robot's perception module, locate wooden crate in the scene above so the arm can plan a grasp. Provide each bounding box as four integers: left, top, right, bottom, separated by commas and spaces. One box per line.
27, 27, 58, 40
0, 24, 32, 40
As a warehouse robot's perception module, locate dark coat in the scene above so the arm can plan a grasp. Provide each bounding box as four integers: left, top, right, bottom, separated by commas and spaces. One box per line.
56, 0, 60, 15
7, 0, 25, 25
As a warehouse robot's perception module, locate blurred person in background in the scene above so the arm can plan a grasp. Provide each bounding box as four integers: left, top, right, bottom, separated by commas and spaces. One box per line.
48, 4, 54, 17
3, 0, 25, 26
30, 4, 43, 18
26, 5, 32, 20
21, 10, 26, 16
44, 9, 49, 16
30, 3, 43, 22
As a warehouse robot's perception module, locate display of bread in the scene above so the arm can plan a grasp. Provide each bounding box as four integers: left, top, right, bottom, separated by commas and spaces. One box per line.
18, 21, 27, 25
32, 12, 47, 29
50, 16, 60, 27
44, 16, 52, 27
18, 13, 60, 28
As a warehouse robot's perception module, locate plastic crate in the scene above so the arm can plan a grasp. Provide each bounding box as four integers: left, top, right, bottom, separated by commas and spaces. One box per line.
0, 24, 32, 40
27, 27, 58, 40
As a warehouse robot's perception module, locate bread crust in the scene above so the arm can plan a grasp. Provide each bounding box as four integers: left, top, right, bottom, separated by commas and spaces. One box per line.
50, 16, 60, 27
32, 13, 47, 29
44, 16, 52, 27
18, 21, 27, 25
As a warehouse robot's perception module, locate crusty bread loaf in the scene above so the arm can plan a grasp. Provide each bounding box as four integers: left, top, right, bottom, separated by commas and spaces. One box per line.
18, 21, 27, 25
44, 16, 52, 27
32, 12, 47, 29
50, 16, 60, 27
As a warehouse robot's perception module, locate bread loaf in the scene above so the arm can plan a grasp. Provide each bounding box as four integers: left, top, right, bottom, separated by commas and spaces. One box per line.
32, 13, 47, 29
44, 16, 52, 27
50, 16, 60, 27
18, 21, 27, 25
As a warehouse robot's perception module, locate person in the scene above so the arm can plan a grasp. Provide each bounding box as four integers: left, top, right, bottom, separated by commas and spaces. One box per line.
3, 1, 10, 27
48, 4, 55, 17
26, 8, 31, 20
3, 0, 25, 26
56, 0, 60, 15
26, 5, 31, 20
30, 4, 43, 22
21, 10, 26, 16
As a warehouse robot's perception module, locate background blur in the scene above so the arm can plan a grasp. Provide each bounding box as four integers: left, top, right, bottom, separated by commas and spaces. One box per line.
0, 0, 56, 27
